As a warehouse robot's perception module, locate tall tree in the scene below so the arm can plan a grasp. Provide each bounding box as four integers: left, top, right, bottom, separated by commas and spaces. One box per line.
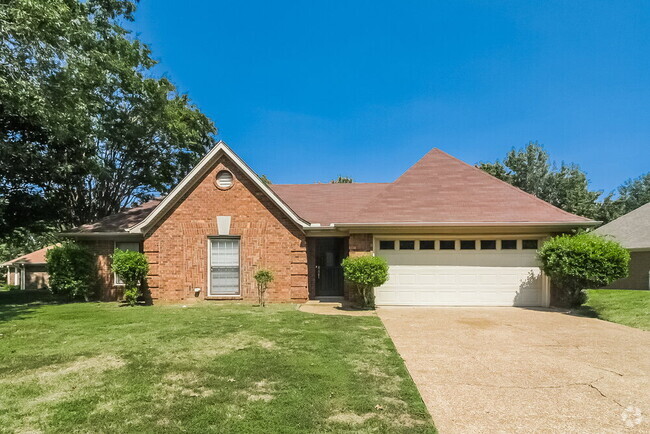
477, 142, 602, 219
0, 0, 216, 236
617, 172, 650, 214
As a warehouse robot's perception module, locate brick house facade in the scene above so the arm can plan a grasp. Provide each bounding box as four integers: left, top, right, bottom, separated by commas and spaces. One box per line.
63, 142, 594, 306
141, 158, 308, 302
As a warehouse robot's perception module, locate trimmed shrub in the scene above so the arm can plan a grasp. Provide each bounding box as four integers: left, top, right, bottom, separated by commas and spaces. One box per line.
46, 242, 96, 300
538, 233, 630, 307
254, 268, 274, 307
112, 249, 149, 306
341, 255, 389, 309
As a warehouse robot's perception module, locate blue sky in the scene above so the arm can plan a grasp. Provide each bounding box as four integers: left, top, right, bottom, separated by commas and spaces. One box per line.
131, 1, 649, 193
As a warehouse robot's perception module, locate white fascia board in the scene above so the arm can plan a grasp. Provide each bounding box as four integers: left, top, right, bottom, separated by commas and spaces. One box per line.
128, 141, 309, 234
331, 221, 599, 227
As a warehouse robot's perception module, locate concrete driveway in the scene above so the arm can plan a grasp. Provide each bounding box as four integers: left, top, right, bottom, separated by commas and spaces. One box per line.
378, 307, 650, 433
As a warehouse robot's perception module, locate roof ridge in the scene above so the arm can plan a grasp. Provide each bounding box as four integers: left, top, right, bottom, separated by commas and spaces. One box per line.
272, 182, 390, 186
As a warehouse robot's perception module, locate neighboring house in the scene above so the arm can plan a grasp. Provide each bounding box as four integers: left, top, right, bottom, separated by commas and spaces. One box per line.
63, 142, 596, 306
2, 246, 55, 290
594, 202, 650, 290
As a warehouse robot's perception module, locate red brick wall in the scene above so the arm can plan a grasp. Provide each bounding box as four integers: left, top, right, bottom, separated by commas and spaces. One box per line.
349, 234, 373, 257
142, 156, 308, 303
78, 239, 124, 301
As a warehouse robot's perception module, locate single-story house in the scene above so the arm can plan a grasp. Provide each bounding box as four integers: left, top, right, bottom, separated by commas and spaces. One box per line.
63, 142, 596, 306
594, 202, 650, 290
2, 245, 55, 290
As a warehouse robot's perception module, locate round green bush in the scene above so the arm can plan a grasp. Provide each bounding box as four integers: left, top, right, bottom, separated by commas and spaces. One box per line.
112, 249, 149, 306
538, 233, 629, 307
46, 242, 96, 300
341, 255, 389, 309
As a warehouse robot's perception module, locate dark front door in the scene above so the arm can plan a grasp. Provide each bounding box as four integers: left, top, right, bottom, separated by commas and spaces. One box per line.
315, 237, 345, 297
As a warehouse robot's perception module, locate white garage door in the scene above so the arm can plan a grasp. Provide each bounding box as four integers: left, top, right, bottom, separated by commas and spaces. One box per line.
374, 239, 547, 307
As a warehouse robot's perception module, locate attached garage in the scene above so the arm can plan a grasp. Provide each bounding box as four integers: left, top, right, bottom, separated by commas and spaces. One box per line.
374, 238, 550, 307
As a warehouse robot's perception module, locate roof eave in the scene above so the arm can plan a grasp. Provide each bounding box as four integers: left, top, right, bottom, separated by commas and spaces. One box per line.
331, 221, 599, 228
60, 231, 144, 239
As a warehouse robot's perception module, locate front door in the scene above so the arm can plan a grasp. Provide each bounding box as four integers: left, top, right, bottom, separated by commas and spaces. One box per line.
315, 238, 345, 297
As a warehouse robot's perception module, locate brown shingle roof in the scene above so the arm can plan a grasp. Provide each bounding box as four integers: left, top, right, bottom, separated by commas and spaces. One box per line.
70, 148, 593, 232
70, 199, 163, 233
1, 245, 58, 266
353, 149, 592, 224
270, 183, 389, 225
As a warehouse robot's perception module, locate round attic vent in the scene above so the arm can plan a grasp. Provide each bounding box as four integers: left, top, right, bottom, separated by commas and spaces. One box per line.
216, 170, 234, 189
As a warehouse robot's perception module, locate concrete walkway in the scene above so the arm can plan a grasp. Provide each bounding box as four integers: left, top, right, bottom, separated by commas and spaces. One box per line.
378, 307, 650, 433
298, 300, 376, 316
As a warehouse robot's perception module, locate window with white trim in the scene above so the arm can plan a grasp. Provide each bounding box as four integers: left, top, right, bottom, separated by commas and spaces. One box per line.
114, 242, 140, 285
209, 238, 240, 296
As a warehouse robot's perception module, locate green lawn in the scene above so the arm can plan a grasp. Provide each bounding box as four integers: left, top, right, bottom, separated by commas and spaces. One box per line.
0, 291, 435, 433
580, 289, 650, 331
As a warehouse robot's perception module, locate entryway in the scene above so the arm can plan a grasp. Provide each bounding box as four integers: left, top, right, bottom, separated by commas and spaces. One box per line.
313, 237, 346, 297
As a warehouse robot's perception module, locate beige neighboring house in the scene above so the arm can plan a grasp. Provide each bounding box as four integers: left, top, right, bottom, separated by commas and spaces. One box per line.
1, 246, 55, 290
595, 202, 650, 290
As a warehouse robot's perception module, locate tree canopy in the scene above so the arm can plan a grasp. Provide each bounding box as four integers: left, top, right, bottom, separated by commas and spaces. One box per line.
0, 0, 216, 261
477, 142, 602, 219
477, 142, 649, 222
331, 176, 353, 184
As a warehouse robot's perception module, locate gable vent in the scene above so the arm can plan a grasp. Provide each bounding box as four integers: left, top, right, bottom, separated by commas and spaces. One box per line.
216, 170, 234, 189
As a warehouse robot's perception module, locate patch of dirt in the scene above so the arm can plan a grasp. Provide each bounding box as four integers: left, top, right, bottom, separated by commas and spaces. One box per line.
381, 397, 408, 408
392, 413, 426, 427
327, 410, 426, 428
158, 372, 214, 398
348, 359, 403, 393
156, 418, 171, 426
173, 333, 278, 361
2, 355, 126, 385
246, 394, 274, 402
327, 412, 374, 425
239, 378, 277, 402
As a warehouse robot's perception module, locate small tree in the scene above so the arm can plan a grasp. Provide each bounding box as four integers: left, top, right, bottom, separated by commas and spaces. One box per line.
112, 249, 149, 306
254, 269, 274, 307
46, 242, 96, 300
341, 255, 389, 309
538, 233, 630, 307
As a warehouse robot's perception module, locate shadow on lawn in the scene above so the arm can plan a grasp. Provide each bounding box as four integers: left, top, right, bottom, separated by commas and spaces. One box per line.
0, 289, 65, 322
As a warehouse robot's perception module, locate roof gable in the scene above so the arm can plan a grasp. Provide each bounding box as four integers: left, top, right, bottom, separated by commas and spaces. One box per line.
129, 141, 309, 234
352, 148, 593, 225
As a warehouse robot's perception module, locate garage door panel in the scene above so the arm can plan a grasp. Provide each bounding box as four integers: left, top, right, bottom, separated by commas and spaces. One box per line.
375, 262, 544, 307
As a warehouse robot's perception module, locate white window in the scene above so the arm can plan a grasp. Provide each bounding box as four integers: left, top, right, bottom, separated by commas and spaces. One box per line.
114, 242, 140, 285
209, 238, 240, 296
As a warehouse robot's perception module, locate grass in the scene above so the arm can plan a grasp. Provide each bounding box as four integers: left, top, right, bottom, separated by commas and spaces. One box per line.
578, 289, 650, 331
0, 291, 435, 433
